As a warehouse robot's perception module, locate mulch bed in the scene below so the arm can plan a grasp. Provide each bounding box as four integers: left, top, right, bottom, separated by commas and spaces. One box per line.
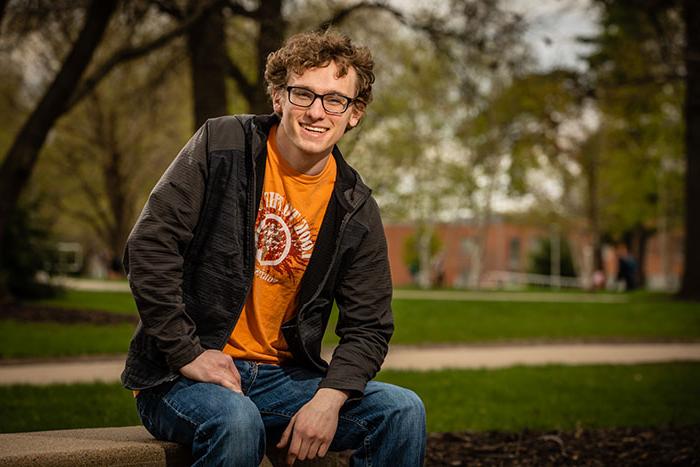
0, 303, 137, 325
426, 426, 700, 466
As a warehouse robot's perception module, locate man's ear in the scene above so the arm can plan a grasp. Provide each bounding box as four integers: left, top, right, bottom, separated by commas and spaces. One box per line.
272, 89, 284, 114
346, 105, 365, 131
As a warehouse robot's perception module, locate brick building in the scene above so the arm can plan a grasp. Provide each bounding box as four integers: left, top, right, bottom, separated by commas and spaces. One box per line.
384, 219, 683, 290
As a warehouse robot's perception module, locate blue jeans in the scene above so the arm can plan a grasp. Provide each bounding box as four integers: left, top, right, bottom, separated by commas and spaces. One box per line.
136, 360, 426, 466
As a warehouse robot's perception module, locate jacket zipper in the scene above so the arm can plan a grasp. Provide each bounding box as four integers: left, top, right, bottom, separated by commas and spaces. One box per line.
218, 119, 261, 350
298, 189, 369, 322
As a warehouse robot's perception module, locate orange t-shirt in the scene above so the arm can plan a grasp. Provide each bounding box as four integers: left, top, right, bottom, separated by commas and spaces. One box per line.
223, 125, 337, 364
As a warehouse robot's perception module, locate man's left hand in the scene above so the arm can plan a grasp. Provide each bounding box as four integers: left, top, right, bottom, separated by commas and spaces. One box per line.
276, 388, 349, 465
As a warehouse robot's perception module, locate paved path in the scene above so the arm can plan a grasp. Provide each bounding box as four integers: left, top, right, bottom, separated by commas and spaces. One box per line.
2, 343, 699, 385
393, 289, 628, 303
58, 278, 627, 303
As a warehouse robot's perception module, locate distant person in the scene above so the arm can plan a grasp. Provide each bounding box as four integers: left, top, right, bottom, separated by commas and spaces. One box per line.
616, 243, 638, 291
120, 31, 425, 466
432, 251, 446, 288
591, 269, 606, 291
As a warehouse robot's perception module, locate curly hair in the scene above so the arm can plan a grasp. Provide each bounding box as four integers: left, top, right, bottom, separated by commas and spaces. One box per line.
264, 30, 375, 110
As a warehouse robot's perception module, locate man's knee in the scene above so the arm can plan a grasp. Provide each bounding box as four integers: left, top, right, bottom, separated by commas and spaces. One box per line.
389, 386, 426, 424
196, 392, 266, 465
212, 395, 265, 443
368, 383, 426, 425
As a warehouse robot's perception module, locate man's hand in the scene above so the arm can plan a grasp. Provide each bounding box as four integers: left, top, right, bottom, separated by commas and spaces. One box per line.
276, 388, 348, 465
179, 349, 242, 393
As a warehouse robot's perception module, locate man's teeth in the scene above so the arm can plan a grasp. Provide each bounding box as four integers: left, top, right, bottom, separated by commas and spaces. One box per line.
302, 125, 327, 133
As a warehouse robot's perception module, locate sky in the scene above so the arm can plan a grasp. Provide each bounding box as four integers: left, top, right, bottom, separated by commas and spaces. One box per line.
508, 0, 600, 70
388, 0, 601, 71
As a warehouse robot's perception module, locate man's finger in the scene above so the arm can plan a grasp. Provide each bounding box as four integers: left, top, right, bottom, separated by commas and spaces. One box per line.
287, 431, 302, 465
305, 439, 322, 460
277, 416, 295, 448
218, 376, 241, 393
318, 441, 330, 457
296, 436, 311, 461
227, 358, 239, 376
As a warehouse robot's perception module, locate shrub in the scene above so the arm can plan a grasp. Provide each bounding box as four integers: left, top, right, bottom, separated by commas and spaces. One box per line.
0, 202, 60, 299
528, 237, 577, 278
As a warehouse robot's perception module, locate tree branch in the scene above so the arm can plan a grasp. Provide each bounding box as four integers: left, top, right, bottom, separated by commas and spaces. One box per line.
224, 54, 256, 98
150, 0, 184, 20
317, 1, 462, 47
0, 0, 7, 27
58, 199, 111, 243
225, 0, 258, 19
318, 1, 408, 31
0, 0, 117, 251
67, 0, 227, 110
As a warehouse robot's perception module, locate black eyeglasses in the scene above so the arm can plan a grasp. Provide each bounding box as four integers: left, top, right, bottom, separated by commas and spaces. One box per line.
286, 86, 356, 114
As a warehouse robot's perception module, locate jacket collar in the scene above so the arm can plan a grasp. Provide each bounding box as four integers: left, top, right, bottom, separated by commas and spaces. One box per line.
250, 113, 371, 212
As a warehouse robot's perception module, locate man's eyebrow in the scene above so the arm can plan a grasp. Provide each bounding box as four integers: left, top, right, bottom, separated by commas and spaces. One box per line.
290, 84, 350, 96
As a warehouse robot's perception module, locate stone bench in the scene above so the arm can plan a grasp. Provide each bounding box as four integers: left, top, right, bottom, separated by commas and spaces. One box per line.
0, 426, 347, 466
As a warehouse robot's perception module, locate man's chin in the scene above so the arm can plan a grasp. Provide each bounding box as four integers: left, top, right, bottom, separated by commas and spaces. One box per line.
297, 138, 333, 157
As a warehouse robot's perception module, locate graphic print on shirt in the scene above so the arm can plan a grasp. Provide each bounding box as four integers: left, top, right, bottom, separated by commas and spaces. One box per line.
254, 191, 315, 284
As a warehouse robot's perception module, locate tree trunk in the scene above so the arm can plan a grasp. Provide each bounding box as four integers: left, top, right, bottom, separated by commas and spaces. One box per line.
187, 2, 228, 129
627, 225, 650, 289
416, 224, 433, 289
0, 0, 117, 257
250, 0, 286, 114
585, 133, 604, 276
680, 0, 700, 300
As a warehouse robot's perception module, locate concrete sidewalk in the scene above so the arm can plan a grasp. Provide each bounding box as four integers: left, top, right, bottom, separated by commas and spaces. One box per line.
57, 278, 629, 303
2, 342, 699, 385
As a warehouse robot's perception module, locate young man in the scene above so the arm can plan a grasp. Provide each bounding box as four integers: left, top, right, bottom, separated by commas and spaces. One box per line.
122, 31, 426, 466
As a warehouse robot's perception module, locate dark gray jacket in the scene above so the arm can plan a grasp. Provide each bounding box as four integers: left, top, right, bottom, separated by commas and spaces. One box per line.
121, 114, 393, 398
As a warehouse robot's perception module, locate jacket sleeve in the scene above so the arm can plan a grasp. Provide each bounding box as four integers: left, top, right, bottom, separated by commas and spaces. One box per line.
123, 122, 209, 371
319, 197, 394, 399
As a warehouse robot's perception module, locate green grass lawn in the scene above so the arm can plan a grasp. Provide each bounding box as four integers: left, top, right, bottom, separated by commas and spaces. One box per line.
0, 321, 133, 358
388, 298, 700, 343
1, 363, 698, 434
378, 363, 700, 432
324, 296, 700, 345
1, 290, 698, 359
32, 290, 137, 315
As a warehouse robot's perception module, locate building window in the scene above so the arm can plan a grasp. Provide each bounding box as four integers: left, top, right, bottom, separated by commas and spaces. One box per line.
462, 237, 476, 255
509, 238, 521, 271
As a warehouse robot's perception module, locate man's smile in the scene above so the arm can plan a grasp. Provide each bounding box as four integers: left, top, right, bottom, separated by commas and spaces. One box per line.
300, 123, 328, 134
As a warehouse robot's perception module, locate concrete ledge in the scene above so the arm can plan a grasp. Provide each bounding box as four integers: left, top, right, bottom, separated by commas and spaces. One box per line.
0, 426, 346, 466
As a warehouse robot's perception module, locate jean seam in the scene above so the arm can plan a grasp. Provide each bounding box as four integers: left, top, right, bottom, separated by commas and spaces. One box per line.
364, 434, 372, 467
258, 408, 296, 419
250, 362, 259, 389
339, 414, 370, 432
238, 360, 259, 395
162, 395, 200, 429
135, 397, 153, 431
339, 412, 370, 429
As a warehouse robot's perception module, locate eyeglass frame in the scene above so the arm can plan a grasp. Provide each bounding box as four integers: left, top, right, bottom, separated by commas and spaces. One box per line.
286, 86, 358, 115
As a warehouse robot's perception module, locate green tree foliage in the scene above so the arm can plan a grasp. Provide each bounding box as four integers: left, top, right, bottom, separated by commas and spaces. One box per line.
402, 228, 443, 281
584, 0, 684, 285
34, 56, 189, 273
0, 200, 59, 299
681, 0, 700, 299
590, 1, 683, 228
463, 70, 590, 202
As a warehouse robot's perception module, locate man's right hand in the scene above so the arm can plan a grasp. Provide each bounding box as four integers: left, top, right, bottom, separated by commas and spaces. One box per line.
179, 349, 242, 393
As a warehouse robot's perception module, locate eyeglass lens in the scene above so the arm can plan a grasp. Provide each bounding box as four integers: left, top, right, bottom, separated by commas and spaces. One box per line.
288, 87, 350, 113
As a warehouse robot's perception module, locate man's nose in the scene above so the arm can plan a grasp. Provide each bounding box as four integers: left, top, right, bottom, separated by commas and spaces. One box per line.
306, 97, 326, 119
